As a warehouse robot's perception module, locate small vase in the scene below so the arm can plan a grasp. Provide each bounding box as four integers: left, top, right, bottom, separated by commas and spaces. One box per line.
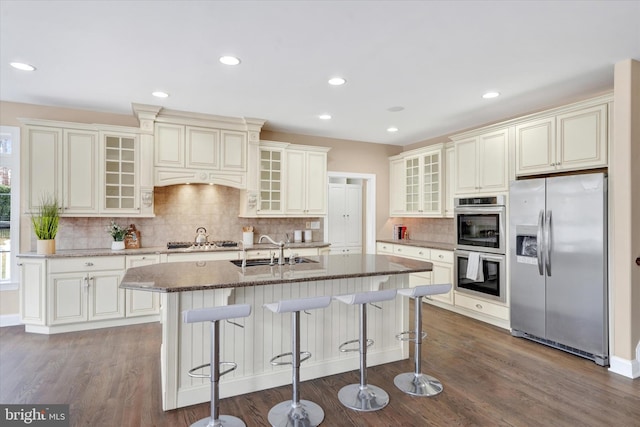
111, 240, 125, 251
37, 239, 56, 255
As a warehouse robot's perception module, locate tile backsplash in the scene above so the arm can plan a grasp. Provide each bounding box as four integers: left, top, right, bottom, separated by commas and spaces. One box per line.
50, 185, 323, 250
388, 217, 455, 244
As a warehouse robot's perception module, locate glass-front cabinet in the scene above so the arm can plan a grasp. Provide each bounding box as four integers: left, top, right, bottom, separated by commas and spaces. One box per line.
390, 144, 444, 217
258, 147, 283, 215
101, 132, 139, 214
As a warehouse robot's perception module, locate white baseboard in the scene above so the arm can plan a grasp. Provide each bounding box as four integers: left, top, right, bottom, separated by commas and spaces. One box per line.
608, 355, 640, 379
0, 313, 22, 327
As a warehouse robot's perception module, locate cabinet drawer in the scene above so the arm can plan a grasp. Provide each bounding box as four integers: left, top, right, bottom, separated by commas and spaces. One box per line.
455, 292, 509, 320
376, 242, 394, 254
430, 249, 453, 264
49, 256, 125, 273
393, 244, 430, 260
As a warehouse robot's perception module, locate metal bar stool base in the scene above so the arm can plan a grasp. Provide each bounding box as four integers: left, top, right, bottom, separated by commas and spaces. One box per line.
267, 399, 325, 427
337, 384, 389, 412
393, 372, 443, 397
190, 414, 246, 427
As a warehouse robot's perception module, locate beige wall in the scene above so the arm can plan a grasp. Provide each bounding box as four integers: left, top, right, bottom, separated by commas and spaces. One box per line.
611, 59, 640, 366
0, 101, 138, 127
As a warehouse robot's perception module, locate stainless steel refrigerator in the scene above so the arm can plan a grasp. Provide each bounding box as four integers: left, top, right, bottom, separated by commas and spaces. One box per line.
509, 172, 608, 366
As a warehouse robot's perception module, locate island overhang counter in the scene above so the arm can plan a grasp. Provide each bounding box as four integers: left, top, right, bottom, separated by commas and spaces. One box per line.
120, 254, 433, 411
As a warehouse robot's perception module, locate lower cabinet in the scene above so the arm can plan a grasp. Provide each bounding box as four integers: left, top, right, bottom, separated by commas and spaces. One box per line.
125, 254, 161, 317
377, 241, 510, 328
377, 242, 454, 306
19, 255, 160, 334
48, 257, 126, 325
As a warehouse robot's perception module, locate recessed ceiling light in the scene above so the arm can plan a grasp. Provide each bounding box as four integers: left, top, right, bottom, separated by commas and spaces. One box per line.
10, 62, 36, 71
219, 56, 241, 65
387, 127, 399, 133
482, 91, 500, 99
328, 77, 346, 86
152, 91, 169, 98
319, 114, 332, 120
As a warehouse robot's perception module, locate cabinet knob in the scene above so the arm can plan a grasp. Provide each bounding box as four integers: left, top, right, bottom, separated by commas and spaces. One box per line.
438, 255, 444, 259
476, 303, 483, 310
85, 262, 94, 267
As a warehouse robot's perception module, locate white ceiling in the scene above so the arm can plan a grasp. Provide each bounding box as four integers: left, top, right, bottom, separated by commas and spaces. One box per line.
1, 1, 639, 146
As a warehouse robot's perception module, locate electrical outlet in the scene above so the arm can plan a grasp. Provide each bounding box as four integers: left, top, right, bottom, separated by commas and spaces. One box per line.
310, 221, 320, 230
305, 222, 311, 229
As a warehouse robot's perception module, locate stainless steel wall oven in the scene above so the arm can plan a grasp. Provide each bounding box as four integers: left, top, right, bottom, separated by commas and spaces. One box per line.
454, 195, 506, 254
454, 195, 507, 302
454, 250, 507, 303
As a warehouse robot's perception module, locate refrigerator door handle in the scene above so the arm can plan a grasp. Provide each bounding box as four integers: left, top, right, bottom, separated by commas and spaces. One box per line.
545, 210, 552, 277
537, 210, 545, 276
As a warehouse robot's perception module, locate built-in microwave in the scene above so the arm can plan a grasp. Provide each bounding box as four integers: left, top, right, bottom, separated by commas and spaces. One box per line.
454, 196, 506, 254
454, 250, 507, 303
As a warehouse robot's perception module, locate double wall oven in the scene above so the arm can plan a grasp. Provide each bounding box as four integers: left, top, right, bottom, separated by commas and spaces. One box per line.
454, 195, 507, 303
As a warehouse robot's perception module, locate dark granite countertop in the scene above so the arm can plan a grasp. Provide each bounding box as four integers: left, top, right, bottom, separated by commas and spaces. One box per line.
376, 239, 455, 251
119, 254, 432, 293
17, 242, 331, 259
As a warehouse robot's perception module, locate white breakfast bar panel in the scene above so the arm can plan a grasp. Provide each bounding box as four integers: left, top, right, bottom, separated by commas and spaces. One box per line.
119, 254, 432, 411
161, 274, 408, 410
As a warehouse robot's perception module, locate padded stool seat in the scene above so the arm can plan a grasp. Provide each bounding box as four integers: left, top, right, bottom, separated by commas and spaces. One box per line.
395, 284, 452, 397
333, 288, 397, 412
263, 296, 331, 427
183, 304, 251, 427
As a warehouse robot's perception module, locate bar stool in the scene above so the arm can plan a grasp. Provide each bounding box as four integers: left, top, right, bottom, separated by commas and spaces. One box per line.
183, 304, 252, 427
394, 283, 452, 397
263, 295, 332, 427
333, 288, 398, 411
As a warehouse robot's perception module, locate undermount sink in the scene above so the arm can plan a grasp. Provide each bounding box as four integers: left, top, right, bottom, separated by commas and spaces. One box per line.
229, 257, 318, 267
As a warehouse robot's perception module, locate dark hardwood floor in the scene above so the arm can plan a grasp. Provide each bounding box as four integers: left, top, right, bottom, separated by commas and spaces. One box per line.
1, 305, 638, 427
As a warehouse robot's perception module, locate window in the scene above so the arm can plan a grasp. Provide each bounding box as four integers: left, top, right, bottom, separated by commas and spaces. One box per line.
0, 126, 20, 290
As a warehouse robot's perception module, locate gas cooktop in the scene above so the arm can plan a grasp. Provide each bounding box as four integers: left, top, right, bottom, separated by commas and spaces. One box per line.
166, 241, 238, 249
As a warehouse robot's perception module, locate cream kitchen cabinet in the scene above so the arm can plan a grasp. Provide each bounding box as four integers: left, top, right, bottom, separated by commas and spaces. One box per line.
453, 127, 509, 195
444, 143, 455, 217
154, 123, 248, 187
388, 145, 444, 217
18, 258, 47, 326
376, 242, 454, 306
23, 125, 62, 213
256, 143, 285, 216
125, 254, 161, 317
515, 103, 608, 176
18, 254, 160, 334
388, 158, 405, 216
48, 256, 125, 326
284, 146, 330, 216
23, 125, 99, 215
22, 120, 151, 217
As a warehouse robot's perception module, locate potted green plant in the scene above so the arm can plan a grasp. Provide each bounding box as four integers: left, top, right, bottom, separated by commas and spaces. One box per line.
31, 194, 60, 255
106, 220, 127, 250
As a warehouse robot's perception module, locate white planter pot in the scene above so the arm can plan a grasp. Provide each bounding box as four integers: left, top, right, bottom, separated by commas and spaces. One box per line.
36, 239, 56, 255
111, 241, 125, 251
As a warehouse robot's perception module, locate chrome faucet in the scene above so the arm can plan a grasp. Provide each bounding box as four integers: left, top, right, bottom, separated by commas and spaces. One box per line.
259, 235, 286, 265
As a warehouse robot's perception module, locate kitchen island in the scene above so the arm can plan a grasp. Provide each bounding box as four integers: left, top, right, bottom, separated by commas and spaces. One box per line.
120, 253, 432, 410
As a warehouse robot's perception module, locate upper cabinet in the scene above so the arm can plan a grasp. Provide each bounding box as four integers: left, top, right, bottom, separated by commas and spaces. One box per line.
285, 147, 329, 216
153, 123, 249, 187
132, 104, 265, 189
22, 120, 153, 217
388, 144, 445, 217
453, 127, 510, 196
515, 102, 608, 176
444, 143, 455, 217
240, 141, 330, 218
